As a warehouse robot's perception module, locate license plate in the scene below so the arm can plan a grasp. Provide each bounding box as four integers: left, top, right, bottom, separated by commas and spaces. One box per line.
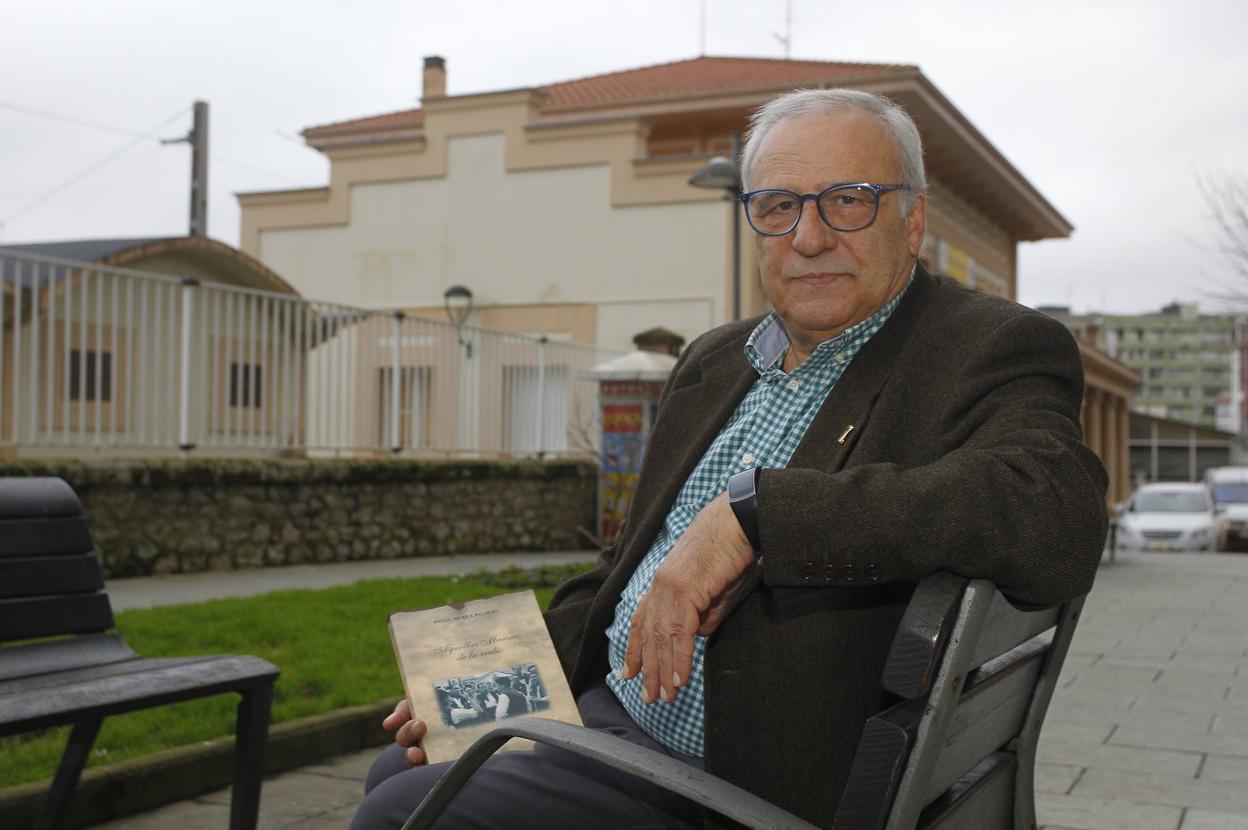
1147, 541, 1179, 552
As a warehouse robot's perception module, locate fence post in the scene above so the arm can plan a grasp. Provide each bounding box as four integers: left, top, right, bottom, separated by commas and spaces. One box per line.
535, 335, 547, 458
391, 311, 404, 453
179, 277, 198, 451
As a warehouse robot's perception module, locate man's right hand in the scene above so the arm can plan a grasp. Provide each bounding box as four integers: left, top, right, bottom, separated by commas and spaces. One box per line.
382, 698, 428, 767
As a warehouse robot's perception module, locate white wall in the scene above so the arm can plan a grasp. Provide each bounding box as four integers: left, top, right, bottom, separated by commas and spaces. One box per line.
257, 133, 727, 350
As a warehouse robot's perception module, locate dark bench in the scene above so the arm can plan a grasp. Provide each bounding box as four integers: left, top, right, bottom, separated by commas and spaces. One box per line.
0, 477, 280, 830
404, 572, 1084, 829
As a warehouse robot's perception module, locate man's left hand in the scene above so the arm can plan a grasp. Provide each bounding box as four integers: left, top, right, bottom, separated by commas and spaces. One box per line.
620, 491, 756, 705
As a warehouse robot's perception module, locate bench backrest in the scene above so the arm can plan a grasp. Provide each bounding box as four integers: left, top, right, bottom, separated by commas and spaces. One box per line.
832, 572, 1083, 830
0, 477, 135, 680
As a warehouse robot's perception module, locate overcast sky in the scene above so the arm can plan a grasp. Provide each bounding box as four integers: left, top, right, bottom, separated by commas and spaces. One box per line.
2, 0, 1245, 315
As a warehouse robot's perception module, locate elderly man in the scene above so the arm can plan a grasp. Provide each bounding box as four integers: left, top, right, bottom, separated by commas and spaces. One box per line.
352, 88, 1107, 829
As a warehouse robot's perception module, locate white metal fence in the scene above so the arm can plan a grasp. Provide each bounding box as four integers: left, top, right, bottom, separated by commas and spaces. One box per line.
0, 250, 619, 458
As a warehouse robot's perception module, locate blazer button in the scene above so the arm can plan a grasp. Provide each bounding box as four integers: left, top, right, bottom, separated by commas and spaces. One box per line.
839, 564, 857, 583
799, 561, 814, 582
864, 564, 882, 582
821, 563, 837, 583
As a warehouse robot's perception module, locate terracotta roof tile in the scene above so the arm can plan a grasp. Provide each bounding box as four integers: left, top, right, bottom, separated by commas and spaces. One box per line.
304, 108, 423, 136
540, 55, 915, 111
304, 55, 915, 136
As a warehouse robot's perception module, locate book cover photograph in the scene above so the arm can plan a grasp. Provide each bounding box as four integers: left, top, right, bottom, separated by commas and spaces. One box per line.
388, 589, 582, 763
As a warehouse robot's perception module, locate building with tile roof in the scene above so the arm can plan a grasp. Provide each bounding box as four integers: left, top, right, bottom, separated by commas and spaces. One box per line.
238, 54, 1072, 353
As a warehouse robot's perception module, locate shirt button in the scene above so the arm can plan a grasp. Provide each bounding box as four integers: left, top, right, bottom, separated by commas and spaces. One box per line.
834, 353, 846, 364
787, 378, 801, 391
742, 452, 754, 466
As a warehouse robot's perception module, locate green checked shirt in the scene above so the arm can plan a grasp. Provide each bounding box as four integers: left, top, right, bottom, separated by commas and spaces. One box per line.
604, 278, 910, 757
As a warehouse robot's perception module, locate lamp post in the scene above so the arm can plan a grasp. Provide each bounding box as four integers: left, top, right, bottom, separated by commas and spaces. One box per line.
443, 284, 474, 358
689, 134, 743, 321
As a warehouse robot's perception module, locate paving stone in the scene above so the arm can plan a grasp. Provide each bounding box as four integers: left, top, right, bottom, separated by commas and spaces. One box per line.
1181, 809, 1248, 830
91, 798, 230, 829
1111, 723, 1248, 757
1040, 720, 1116, 746
1074, 766, 1248, 813
301, 748, 378, 780
1120, 709, 1216, 734
1036, 792, 1182, 830
276, 804, 361, 828
1073, 664, 1164, 685
1201, 755, 1248, 783
200, 769, 365, 825
1038, 736, 1201, 777
1037, 763, 1083, 794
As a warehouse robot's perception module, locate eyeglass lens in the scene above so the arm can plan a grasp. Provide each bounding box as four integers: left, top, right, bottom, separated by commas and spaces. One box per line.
746, 185, 879, 234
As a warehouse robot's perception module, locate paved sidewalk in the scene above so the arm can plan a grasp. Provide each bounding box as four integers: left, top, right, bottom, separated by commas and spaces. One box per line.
94, 549, 1248, 829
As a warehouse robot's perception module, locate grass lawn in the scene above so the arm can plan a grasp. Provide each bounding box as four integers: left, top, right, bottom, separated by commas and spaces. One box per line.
0, 563, 594, 789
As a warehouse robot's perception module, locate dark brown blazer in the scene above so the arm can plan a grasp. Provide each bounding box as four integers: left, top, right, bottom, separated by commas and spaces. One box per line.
545, 266, 1108, 827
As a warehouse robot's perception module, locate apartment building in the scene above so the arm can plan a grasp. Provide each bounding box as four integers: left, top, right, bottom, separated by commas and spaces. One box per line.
1046, 303, 1245, 432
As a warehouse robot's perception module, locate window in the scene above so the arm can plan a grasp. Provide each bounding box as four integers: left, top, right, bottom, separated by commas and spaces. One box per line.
229, 362, 263, 408
377, 366, 433, 449
69, 350, 112, 402
502, 365, 569, 454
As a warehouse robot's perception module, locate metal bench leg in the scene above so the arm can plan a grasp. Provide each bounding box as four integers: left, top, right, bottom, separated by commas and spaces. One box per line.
229, 683, 273, 830
36, 715, 103, 830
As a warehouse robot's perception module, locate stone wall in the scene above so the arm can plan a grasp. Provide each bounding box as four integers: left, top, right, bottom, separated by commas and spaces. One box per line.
0, 459, 597, 577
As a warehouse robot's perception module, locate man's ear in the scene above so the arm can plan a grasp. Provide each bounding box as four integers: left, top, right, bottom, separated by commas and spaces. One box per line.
906, 194, 928, 258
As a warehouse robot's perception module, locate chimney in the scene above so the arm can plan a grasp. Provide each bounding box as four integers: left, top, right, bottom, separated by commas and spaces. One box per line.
423, 55, 446, 100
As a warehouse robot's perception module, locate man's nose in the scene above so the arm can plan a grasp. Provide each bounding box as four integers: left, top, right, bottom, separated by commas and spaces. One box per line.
790, 202, 837, 256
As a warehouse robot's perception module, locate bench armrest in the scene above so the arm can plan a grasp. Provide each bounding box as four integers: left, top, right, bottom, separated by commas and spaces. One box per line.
402, 717, 821, 830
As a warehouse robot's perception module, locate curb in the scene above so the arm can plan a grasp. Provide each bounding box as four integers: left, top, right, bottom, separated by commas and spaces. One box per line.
0, 699, 394, 828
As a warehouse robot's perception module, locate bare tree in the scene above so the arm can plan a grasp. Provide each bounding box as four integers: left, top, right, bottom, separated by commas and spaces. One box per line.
1201, 173, 1248, 286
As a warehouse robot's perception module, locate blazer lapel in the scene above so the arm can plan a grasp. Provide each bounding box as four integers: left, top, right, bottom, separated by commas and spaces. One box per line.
789, 266, 935, 471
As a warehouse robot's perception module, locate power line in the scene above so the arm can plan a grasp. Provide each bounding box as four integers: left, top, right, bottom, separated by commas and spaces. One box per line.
0, 107, 189, 233
0, 99, 143, 137
0, 102, 308, 231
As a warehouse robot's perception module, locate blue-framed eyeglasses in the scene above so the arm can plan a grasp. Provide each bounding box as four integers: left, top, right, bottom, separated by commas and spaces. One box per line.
739, 182, 910, 236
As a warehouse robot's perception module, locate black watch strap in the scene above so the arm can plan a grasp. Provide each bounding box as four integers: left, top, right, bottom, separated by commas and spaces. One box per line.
727, 467, 762, 551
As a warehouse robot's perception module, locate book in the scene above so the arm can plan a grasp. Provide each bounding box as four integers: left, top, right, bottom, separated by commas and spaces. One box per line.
388, 589, 583, 763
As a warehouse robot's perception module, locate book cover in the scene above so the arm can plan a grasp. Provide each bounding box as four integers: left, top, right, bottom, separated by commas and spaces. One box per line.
388, 589, 583, 763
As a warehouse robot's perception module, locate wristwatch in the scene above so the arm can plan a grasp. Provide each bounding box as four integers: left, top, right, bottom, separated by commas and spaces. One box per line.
727, 467, 762, 551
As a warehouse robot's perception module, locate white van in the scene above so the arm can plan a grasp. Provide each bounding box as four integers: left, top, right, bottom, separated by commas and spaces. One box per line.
1204, 466, 1248, 552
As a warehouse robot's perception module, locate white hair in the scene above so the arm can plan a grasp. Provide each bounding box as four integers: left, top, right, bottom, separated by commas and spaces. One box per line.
739, 88, 927, 217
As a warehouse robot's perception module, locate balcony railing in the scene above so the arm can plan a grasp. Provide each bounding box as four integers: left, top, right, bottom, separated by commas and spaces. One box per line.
1, 250, 620, 458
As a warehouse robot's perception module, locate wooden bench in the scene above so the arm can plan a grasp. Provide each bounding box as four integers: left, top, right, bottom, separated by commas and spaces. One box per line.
403, 571, 1084, 829
0, 477, 280, 830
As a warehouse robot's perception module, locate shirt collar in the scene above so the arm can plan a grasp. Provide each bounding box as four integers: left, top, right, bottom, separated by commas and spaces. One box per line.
744, 266, 915, 376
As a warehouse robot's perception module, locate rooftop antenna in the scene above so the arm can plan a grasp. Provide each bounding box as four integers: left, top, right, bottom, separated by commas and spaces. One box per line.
773, 0, 792, 58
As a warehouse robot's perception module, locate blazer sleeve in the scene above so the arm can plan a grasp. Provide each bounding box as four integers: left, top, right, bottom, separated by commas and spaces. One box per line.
754, 309, 1108, 607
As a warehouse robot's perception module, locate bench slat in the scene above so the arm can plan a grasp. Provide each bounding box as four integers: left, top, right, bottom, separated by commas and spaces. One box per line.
920, 638, 1047, 803
0, 516, 94, 557
0, 477, 82, 518
917, 752, 1015, 829
968, 593, 1059, 668
0, 633, 138, 683
0, 594, 114, 641
831, 699, 924, 830
881, 574, 966, 700
0, 553, 103, 599
0, 654, 279, 735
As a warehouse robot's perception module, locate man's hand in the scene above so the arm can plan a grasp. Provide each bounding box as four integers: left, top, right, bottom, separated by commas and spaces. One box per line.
620, 491, 756, 705
382, 698, 428, 767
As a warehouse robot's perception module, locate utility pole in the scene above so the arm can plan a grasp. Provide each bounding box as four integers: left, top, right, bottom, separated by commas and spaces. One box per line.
162, 101, 209, 236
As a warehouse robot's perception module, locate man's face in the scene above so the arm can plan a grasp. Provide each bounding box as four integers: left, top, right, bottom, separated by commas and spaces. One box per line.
748, 111, 927, 346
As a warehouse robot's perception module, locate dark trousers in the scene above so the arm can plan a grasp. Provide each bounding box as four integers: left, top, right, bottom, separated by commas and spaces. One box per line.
350, 683, 705, 830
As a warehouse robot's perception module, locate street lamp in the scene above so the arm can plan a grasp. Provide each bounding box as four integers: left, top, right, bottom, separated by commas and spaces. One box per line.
444, 284, 474, 358
689, 135, 743, 321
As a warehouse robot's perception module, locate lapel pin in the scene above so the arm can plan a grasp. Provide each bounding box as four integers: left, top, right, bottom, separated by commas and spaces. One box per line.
837, 424, 855, 445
